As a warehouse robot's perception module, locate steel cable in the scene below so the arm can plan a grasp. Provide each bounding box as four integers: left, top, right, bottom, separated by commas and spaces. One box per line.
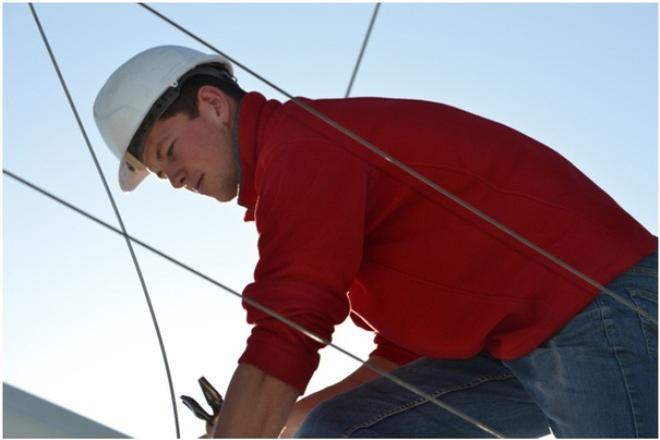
3, 169, 506, 438
27, 4, 181, 437
345, 3, 381, 98
23, 3, 502, 436
17, 3, 654, 438
137, 3, 656, 325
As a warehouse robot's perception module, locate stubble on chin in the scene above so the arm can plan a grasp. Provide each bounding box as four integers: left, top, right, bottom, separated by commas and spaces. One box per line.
212, 181, 239, 203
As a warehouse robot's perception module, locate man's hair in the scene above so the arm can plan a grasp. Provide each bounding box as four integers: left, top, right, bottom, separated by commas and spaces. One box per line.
159, 67, 247, 121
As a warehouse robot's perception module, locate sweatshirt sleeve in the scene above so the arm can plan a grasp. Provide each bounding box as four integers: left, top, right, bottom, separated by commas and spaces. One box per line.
238, 138, 369, 393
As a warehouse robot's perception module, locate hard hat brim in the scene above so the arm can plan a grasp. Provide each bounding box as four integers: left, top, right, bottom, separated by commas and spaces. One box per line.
118, 152, 150, 192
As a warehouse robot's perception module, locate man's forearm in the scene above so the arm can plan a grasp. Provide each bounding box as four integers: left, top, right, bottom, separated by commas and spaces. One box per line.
212, 363, 300, 438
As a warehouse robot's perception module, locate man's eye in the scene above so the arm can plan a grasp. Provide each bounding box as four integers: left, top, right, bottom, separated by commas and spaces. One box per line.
167, 144, 174, 160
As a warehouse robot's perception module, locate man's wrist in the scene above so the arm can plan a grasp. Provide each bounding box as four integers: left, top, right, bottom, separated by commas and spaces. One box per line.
212, 363, 300, 437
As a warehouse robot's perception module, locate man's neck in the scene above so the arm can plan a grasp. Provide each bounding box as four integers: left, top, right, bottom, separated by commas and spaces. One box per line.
231, 98, 242, 182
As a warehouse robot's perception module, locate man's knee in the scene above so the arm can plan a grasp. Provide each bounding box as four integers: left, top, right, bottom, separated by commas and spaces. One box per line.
295, 397, 353, 438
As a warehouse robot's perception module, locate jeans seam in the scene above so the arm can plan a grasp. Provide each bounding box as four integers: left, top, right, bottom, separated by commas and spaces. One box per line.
627, 288, 657, 359
341, 371, 515, 438
596, 293, 641, 437
625, 266, 658, 277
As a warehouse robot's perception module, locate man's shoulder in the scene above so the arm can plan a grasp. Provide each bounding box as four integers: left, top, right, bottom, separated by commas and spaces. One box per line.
281, 95, 439, 113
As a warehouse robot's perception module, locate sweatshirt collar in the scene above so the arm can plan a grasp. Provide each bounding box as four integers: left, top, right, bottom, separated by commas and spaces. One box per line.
236, 91, 279, 221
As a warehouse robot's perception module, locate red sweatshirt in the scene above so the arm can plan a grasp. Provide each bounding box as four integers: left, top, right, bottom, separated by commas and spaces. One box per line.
236, 92, 657, 393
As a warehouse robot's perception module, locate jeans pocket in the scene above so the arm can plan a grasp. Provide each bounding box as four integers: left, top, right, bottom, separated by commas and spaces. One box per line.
628, 287, 658, 304
628, 287, 658, 359
626, 265, 658, 278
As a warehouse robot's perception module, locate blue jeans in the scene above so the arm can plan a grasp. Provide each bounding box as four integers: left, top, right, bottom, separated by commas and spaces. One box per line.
296, 252, 658, 438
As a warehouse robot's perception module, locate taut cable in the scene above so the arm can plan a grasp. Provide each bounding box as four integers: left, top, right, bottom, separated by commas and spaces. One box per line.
345, 3, 381, 98
28, 4, 181, 437
3, 168, 506, 438
137, 2, 657, 326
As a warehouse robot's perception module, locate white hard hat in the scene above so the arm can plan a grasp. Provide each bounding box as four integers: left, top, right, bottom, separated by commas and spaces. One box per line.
93, 45, 234, 191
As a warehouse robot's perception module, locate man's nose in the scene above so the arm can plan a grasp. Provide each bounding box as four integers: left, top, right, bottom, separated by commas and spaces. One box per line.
169, 169, 187, 189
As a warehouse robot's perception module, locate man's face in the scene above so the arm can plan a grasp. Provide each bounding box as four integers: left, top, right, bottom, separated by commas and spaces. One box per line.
141, 86, 239, 202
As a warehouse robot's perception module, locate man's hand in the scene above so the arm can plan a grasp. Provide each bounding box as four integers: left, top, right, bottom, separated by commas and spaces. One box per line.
198, 414, 220, 438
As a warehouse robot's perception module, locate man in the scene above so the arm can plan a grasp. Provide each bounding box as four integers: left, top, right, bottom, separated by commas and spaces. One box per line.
94, 45, 657, 438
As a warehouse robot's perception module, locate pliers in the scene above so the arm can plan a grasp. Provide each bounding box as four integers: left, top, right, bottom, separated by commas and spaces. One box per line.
180, 376, 224, 429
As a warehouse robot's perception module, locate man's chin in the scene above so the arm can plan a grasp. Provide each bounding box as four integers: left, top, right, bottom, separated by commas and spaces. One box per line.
208, 190, 238, 203
199, 182, 238, 203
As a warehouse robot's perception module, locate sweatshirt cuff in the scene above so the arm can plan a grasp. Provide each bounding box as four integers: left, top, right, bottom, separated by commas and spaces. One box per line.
238, 324, 320, 394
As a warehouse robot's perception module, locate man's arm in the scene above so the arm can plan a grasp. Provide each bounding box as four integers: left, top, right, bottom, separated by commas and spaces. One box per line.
280, 355, 401, 438
210, 363, 300, 438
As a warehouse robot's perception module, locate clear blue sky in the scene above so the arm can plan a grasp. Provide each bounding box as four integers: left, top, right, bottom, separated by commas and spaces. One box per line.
4, 2, 657, 438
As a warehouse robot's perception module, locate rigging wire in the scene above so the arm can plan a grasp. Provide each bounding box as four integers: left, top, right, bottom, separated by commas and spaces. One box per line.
21, 3, 502, 435
3, 169, 506, 439
27, 4, 181, 438
16, 2, 654, 437
137, 3, 657, 326
345, 3, 381, 98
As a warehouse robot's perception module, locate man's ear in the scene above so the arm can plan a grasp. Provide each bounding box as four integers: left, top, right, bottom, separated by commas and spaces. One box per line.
197, 85, 230, 122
